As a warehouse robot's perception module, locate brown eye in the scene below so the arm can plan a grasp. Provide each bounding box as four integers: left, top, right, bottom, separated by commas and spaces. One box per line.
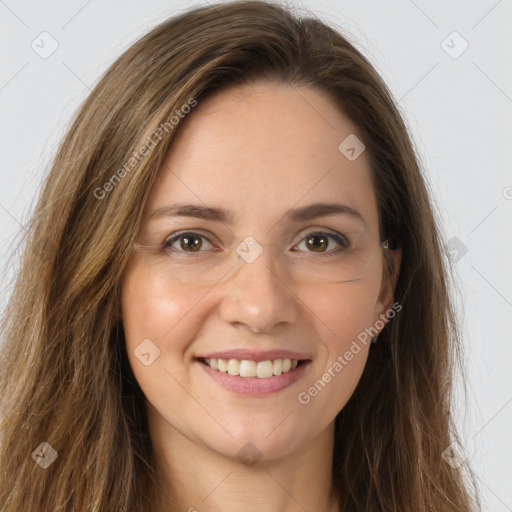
163, 232, 213, 253
296, 231, 348, 254
305, 234, 329, 252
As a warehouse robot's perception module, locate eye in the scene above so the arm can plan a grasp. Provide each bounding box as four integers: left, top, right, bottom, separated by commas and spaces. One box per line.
294, 231, 349, 255
159, 230, 350, 256
162, 231, 215, 254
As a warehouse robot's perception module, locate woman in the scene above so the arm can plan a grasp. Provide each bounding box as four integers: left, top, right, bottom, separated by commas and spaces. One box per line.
0, 1, 480, 510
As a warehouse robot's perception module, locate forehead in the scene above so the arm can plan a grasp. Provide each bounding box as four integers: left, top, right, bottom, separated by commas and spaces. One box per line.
145, 81, 379, 234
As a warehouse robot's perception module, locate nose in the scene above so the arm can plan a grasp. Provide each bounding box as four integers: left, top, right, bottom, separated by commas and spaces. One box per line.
218, 245, 300, 333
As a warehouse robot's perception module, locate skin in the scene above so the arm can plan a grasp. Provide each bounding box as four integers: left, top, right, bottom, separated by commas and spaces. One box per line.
121, 81, 402, 512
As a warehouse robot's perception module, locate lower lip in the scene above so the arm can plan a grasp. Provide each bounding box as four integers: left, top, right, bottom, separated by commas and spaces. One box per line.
197, 359, 312, 396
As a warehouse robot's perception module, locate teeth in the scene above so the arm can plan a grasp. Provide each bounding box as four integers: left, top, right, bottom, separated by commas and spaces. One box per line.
273, 359, 283, 375
239, 360, 257, 377
256, 360, 273, 378
203, 357, 301, 378
227, 359, 240, 375
218, 359, 228, 373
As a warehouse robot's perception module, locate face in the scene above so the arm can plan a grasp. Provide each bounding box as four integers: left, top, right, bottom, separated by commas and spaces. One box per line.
121, 81, 400, 463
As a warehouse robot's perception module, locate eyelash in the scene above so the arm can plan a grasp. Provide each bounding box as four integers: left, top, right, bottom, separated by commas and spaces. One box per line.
160, 230, 349, 256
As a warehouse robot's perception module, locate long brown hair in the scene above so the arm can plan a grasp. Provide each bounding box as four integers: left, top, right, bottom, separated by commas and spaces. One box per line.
0, 1, 480, 510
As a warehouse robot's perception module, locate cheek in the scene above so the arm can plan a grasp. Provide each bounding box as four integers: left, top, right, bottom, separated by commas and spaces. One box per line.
296, 280, 380, 414
120, 261, 202, 380
306, 278, 380, 350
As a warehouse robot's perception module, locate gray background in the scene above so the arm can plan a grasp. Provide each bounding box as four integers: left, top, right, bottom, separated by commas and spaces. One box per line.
1, 0, 511, 510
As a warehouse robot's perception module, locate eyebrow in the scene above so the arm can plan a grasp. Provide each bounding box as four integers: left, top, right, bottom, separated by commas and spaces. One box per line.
148, 202, 365, 226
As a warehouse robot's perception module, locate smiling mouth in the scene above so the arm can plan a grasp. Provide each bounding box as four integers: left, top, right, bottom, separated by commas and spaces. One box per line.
196, 357, 308, 379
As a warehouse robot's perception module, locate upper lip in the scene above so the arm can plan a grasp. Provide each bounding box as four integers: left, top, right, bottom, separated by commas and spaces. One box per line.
195, 349, 312, 362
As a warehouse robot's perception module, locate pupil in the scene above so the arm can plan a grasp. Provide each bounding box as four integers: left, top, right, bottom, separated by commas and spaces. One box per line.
307, 235, 327, 252
181, 235, 201, 251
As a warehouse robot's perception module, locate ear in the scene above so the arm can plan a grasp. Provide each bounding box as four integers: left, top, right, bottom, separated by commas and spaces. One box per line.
373, 246, 402, 326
